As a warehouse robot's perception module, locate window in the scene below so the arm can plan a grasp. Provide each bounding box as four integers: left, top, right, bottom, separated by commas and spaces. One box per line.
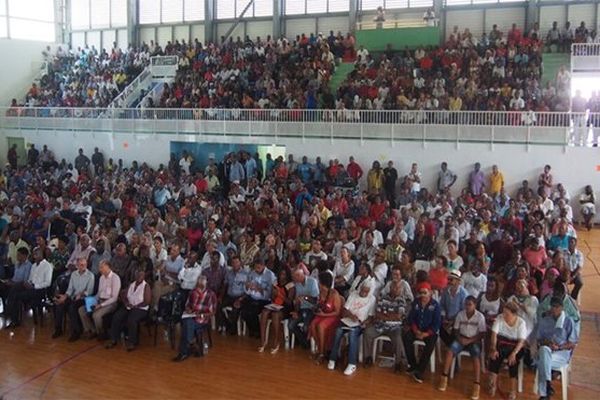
91, 0, 110, 28
184, 0, 205, 21
162, 0, 183, 22
236, 0, 251, 17
409, 0, 433, 6
217, 0, 235, 19
445, 0, 472, 5
360, 0, 382, 11
139, 0, 160, 24
328, 0, 349, 12
285, 0, 305, 15
0, 17, 6, 38
111, 0, 127, 27
306, 0, 326, 13
71, 0, 90, 29
385, 0, 408, 8
9, 0, 54, 22
9, 19, 54, 41
253, 0, 273, 16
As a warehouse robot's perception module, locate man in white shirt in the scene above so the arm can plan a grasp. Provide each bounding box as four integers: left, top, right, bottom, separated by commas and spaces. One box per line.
438, 296, 486, 399
327, 282, 376, 375
356, 45, 369, 61
178, 251, 202, 291
6, 247, 53, 328
462, 265, 488, 298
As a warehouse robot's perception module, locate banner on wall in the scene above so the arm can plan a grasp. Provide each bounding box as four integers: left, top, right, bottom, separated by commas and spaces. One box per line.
169, 141, 286, 173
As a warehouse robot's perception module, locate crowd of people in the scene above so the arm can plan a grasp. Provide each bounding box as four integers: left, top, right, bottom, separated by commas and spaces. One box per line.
0, 143, 594, 400
8, 21, 599, 121
13, 44, 151, 110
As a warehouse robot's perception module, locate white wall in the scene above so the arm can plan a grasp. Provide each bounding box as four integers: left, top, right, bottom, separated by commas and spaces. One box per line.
0, 39, 65, 106
2, 128, 597, 220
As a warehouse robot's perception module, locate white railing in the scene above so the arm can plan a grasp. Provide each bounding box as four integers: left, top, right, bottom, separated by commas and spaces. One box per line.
2, 107, 596, 146
108, 67, 152, 109
572, 43, 600, 57
357, 18, 437, 30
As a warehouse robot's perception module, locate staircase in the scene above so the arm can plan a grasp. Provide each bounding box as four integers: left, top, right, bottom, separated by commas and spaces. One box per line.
542, 52, 570, 85
330, 62, 355, 94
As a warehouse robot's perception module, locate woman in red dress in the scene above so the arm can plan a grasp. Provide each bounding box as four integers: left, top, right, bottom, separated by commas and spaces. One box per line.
308, 272, 343, 364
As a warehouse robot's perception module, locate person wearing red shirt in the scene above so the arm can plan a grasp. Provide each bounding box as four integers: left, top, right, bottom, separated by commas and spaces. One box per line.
369, 196, 386, 221
507, 23, 522, 45
194, 172, 208, 193
347, 156, 363, 182
429, 255, 449, 292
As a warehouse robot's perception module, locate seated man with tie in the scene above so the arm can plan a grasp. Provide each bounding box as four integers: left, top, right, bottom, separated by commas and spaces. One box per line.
106, 268, 152, 351
173, 275, 217, 362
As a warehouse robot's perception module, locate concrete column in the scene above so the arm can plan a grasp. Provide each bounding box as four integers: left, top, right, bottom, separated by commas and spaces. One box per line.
205, 0, 216, 44
526, 0, 538, 32
56, 0, 67, 44
349, 0, 357, 34
127, 0, 137, 47
273, 0, 283, 39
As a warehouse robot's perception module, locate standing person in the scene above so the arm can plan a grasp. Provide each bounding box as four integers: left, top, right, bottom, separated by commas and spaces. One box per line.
383, 161, 398, 207
172, 276, 217, 362
106, 268, 151, 351
489, 165, 504, 197
437, 162, 457, 194
535, 297, 578, 400
538, 165, 553, 197
402, 281, 442, 383
438, 296, 486, 400
27, 144, 39, 167
7, 144, 18, 169
91, 147, 104, 175
347, 156, 363, 184
52, 257, 95, 340
469, 163, 485, 196
367, 161, 384, 197
74, 148, 90, 173
79, 260, 121, 340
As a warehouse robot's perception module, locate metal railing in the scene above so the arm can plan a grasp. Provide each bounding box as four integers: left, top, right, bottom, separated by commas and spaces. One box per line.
1, 107, 597, 146
108, 67, 152, 109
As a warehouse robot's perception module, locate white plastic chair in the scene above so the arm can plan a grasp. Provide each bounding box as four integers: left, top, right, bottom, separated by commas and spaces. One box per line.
264, 319, 291, 350
449, 339, 486, 379
373, 335, 395, 364
533, 363, 570, 400
414, 340, 436, 373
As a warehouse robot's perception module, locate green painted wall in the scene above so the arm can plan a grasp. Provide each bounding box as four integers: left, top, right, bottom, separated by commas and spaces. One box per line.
355, 27, 440, 51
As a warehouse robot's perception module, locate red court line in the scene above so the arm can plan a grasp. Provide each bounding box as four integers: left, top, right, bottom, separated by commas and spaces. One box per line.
0, 344, 99, 398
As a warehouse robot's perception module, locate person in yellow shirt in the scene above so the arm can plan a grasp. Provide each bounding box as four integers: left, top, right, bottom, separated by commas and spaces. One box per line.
317, 199, 332, 226
367, 161, 384, 196
489, 164, 504, 196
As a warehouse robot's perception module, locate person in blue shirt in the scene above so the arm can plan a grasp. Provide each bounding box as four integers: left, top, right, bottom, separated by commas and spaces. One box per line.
244, 152, 257, 181
536, 297, 578, 400
313, 156, 326, 186
546, 222, 570, 255
0, 247, 32, 312
402, 281, 442, 383
288, 267, 319, 349
153, 181, 171, 214
296, 156, 313, 183
295, 186, 313, 211
265, 153, 275, 178
240, 260, 275, 337
439, 270, 468, 346
219, 256, 248, 335
228, 154, 245, 184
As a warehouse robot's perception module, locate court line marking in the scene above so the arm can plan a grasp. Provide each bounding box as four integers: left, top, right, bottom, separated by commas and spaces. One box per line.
0, 344, 99, 399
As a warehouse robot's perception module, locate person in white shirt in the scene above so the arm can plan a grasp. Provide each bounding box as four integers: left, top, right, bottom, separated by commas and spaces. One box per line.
333, 248, 355, 295
406, 163, 422, 194
6, 247, 53, 328
178, 251, 203, 292
199, 241, 226, 270
106, 268, 151, 351
438, 296, 486, 399
462, 265, 488, 298
369, 250, 389, 295
327, 281, 376, 376
356, 45, 369, 61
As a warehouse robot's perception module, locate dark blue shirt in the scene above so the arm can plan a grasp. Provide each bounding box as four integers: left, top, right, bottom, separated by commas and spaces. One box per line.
407, 298, 442, 335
